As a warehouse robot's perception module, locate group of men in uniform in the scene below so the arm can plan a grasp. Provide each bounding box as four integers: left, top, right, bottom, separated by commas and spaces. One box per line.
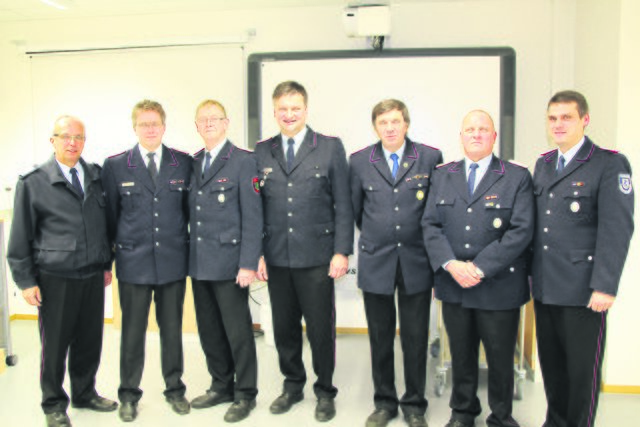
7, 83, 633, 427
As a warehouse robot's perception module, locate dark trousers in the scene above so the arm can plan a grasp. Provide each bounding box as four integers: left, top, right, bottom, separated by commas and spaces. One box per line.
38, 271, 105, 414
363, 266, 431, 416
192, 278, 258, 400
118, 279, 186, 403
267, 264, 337, 398
442, 302, 520, 426
534, 301, 607, 427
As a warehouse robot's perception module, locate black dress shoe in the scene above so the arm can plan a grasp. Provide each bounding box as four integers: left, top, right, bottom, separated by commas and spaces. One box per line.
404, 413, 428, 427
119, 402, 138, 422
166, 395, 190, 415
366, 409, 398, 427
269, 392, 304, 414
191, 391, 234, 409
315, 397, 336, 422
224, 399, 256, 423
45, 412, 71, 427
72, 396, 118, 412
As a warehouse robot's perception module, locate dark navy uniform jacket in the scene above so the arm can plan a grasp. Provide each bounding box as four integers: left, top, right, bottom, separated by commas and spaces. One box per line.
189, 141, 263, 281
350, 139, 442, 295
255, 127, 353, 268
102, 144, 192, 285
532, 137, 634, 306
422, 155, 534, 310
8, 156, 110, 289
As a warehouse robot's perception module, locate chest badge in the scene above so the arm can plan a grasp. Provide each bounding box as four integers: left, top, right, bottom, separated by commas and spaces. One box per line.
416, 190, 425, 201
570, 201, 580, 212
218, 194, 226, 203
493, 218, 502, 229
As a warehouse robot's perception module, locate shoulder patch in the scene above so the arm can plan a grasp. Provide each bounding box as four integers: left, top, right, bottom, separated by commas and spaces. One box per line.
508, 160, 528, 168
436, 161, 455, 169
539, 149, 556, 157
107, 150, 127, 159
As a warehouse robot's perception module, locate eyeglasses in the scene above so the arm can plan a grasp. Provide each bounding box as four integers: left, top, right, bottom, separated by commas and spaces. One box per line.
136, 121, 163, 129
53, 134, 86, 143
196, 116, 227, 125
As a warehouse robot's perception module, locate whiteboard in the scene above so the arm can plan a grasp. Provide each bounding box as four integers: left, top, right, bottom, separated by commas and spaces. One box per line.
29, 44, 246, 167
248, 48, 516, 328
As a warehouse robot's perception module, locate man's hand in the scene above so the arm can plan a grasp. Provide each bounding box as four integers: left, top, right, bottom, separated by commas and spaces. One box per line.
445, 260, 482, 288
256, 257, 269, 282
329, 254, 349, 279
22, 286, 42, 306
236, 268, 257, 288
104, 271, 113, 287
587, 290, 615, 312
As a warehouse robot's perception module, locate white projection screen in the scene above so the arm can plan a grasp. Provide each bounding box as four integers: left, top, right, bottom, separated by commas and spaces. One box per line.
248, 48, 516, 328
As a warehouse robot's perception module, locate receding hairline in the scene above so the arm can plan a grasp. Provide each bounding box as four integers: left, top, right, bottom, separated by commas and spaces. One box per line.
52, 115, 85, 135
461, 109, 495, 131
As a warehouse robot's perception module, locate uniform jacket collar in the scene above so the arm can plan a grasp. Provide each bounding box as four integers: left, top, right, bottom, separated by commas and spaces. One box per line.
541, 136, 595, 188
368, 138, 419, 186
270, 126, 317, 175
193, 140, 233, 188
126, 143, 181, 193
445, 154, 505, 204
43, 155, 100, 200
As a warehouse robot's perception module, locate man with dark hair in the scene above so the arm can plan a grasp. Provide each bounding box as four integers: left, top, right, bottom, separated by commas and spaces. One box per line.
102, 99, 192, 422
532, 90, 634, 427
350, 99, 442, 427
188, 99, 261, 423
255, 80, 353, 422
423, 110, 533, 427
8, 115, 117, 427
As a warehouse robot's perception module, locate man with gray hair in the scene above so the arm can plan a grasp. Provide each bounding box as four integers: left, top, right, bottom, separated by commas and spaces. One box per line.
350, 99, 442, 427
8, 115, 117, 427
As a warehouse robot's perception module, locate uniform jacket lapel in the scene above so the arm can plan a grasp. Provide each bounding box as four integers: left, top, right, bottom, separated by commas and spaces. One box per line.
205, 141, 233, 185
128, 145, 156, 193
269, 135, 288, 175
470, 155, 505, 203
289, 129, 317, 174
395, 139, 418, 183
548, 137, 595, 188
369, 142, 394, 185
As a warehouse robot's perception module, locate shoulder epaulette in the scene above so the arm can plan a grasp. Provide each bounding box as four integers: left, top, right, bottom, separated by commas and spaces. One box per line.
317, 133, 339, 140
256, 137, 273, 145
417, 142, 442, 152
19, 165, 40, 179
107, 150, 127, 159
539, 149, 556, 157
436, 161, 455, 169
508, 160, 528, 168
350, 145, 370, 157
600, 147, 620, 154
171, 148, 190, 156
235, 146, 254, 153
193, 148, 205, 157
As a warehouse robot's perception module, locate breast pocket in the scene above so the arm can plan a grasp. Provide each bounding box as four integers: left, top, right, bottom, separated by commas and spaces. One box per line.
307, 165, 330, 197
435, 196, 456, 226
484, 202, 513, 232
119, 185, 141, 211
210, 182, 236, 208
408, 179, 430, 205
560, 188, 593, 221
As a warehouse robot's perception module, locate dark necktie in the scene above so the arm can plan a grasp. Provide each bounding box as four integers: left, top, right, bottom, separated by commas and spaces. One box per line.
147, 152, 158, 185
70, 167, 84, 198
286, 138, 295, 172
468, 162, 479, 197
390, 153, 399, 179
557, 155, 565, 175
203, 152, 212, 178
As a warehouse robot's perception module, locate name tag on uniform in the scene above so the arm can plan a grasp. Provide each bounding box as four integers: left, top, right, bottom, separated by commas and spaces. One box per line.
121, 182, 135, 187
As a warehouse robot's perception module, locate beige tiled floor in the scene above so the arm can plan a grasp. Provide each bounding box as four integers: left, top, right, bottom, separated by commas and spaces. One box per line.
0, 320, 638, 426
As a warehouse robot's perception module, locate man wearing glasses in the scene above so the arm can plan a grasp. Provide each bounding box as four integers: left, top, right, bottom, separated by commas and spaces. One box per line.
8, 116, 117, 427
188, 100, 262, 423
102, 100, 192, 422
